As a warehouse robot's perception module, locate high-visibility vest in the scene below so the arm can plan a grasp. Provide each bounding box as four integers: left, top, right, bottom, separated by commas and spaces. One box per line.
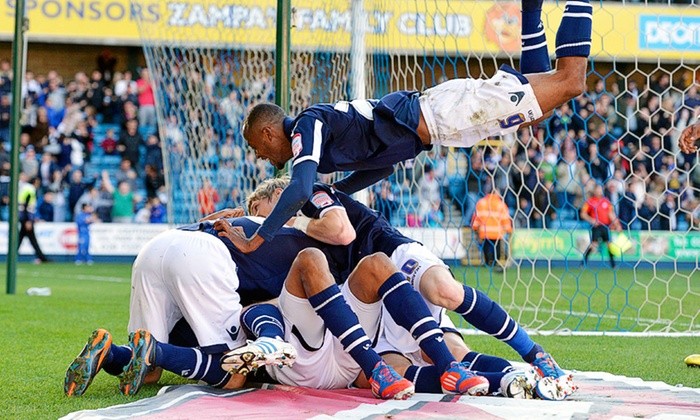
471, 194, 512, 240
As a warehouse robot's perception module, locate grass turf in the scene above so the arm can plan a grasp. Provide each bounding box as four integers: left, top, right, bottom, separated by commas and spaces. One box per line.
1, 263, 698, 419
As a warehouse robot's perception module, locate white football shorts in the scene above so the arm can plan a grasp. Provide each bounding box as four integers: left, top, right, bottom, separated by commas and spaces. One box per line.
267, 281, 382, 390
419, 65, 543, 147
128, 229, 245, 354
375, 242, 452, 360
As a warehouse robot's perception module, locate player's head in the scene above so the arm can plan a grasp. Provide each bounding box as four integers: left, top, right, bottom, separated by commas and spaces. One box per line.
246, 176, 291, 217
242, 103, 292, 170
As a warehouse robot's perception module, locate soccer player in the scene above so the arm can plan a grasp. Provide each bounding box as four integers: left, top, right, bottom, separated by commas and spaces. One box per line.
246, 177, 576, 400
64, 214, 406, 398
221, 247, 490, 397
228, 0, 593, 253
580, 184, 621, 268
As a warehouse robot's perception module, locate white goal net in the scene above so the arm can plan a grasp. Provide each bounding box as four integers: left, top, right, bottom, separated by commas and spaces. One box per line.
133, 0, 700, 334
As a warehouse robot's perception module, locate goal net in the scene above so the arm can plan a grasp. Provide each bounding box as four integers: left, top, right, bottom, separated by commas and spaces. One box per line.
133, 0, 700, 334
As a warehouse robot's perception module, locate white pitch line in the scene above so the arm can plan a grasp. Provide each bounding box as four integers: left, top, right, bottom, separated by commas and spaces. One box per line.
502, 305, 696, 328
18, 270, 128, 283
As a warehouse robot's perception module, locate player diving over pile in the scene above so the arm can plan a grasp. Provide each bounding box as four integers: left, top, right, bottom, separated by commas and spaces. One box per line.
225, 0, 593, 256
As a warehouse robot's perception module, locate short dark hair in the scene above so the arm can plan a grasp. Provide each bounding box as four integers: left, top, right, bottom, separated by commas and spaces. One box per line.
242, 103, 286, 139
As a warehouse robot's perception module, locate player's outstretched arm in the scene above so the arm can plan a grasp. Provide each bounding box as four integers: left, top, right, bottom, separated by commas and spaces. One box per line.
333, 166, 395, 195
248, 160, 317, 251
679, 121, 700, 154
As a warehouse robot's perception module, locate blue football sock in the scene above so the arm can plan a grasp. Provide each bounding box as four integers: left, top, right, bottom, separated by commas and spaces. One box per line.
241, 303, 285, 340
103, 344, 132, 376
309, 284, 381, 379
521, 8, 551, 74
555, 0, 593, 58
456, 286, 535, 358
379, 273, 455, 373
462, 351, 514, 373
155, 342, 231, 387
404, 365, 442, 393
523, 343, 546, 364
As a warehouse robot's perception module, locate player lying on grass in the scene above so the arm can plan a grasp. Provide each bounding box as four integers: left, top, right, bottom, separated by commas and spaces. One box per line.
245, 177, 577, 400
225, 0, 593, 255
65, 214, 411, 398
222, 248, 542, 399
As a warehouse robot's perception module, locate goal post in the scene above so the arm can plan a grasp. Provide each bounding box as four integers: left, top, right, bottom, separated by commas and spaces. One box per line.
133, 0, 700, 335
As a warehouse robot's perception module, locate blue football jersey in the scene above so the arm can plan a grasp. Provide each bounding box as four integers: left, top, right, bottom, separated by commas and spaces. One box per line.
300, 184, 415, 274
180, 217, 348, 306
286, 91, 428, 173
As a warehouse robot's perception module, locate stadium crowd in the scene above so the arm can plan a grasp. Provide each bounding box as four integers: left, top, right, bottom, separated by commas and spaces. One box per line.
1, 55, 699, 232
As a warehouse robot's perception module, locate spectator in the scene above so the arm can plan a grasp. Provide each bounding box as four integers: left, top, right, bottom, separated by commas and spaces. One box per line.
144, 164, 165, 200
617, 183, 638, 230
532, 179, 559, 228
373, 179, 398, 224
67, 169, 95, 221
94, 180, 114, 223
75, 203, 95, 265
144, 134, 163, 170
101, 128, 117, 155
149, 197, 167, 223
659, 193, 679, 231
424, 201, 444, 227
0, 94, 10, 144
29, 106, 50, 151
197, 178, 219, 216
115, 158, 138, 193
37, 191, 55, 222
44, 96, 65, 129
556, 148, 589, 210
103, 173, 136, 223
73, 186, 99, 218
638, 195, 661, 231
117, 119, 144, 170
21, 146, 39, 180
418, 163, 442, 222
580, 184, 621, 267
0, 58, 11, 96
136, 68, 157, 130
471, 187, 512, 270
47, 169, 67, 222
133, 199, 151, 223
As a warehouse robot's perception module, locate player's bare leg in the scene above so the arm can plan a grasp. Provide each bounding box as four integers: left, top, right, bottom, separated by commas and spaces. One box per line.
284, 248, 414, 400
526, 57, 588, 123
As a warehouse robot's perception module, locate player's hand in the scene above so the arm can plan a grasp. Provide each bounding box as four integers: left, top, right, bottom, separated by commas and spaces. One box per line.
213, 219, 264, 254
199, 207, 245, 222
679, 122, 700, 154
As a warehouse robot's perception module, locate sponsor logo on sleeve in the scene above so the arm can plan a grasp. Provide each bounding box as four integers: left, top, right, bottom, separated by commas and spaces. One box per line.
292, 133, 303, 158
311, 192, 334, 208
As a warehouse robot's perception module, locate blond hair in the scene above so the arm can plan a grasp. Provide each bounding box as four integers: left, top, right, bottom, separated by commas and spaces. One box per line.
246, 176, 291, 214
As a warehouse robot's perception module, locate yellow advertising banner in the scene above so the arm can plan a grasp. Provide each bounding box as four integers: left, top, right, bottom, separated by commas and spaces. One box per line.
0, 0, 698, 61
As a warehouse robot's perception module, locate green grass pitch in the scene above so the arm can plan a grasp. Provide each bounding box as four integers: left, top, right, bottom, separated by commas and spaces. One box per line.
1, 263, 698, 419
